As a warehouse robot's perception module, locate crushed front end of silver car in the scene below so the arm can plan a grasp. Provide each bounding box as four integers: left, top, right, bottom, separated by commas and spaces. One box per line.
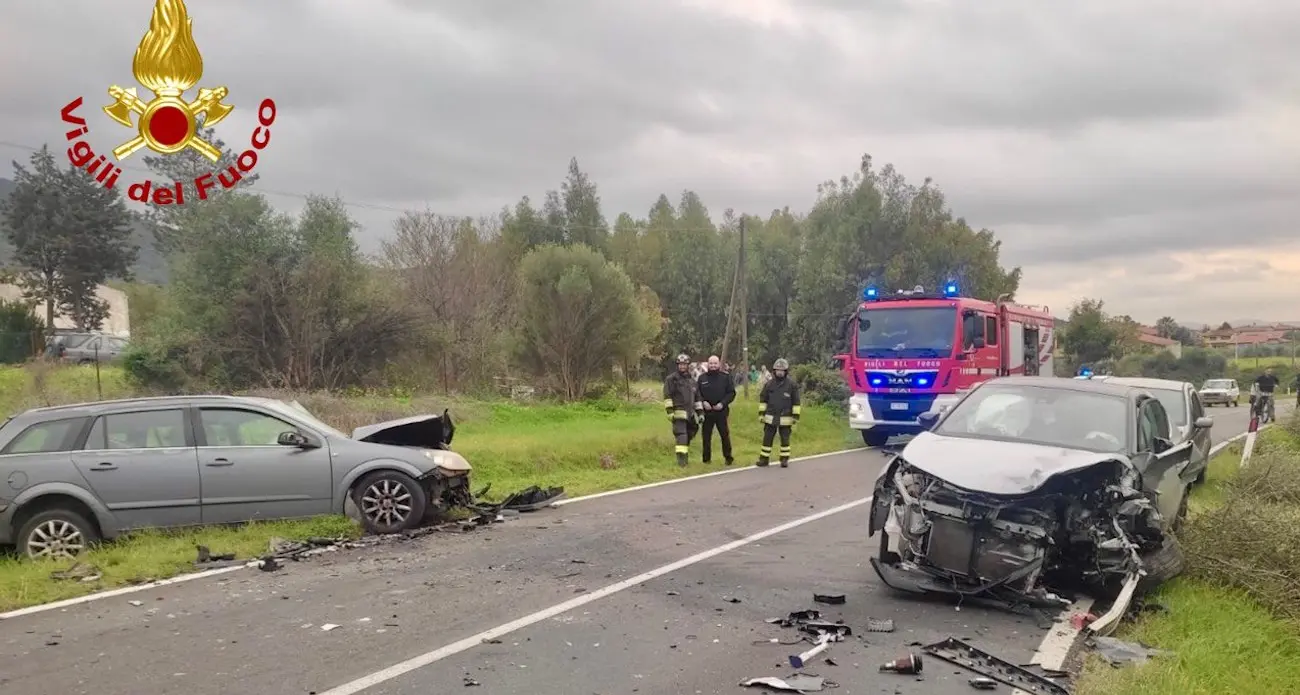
353, 409, 473, 513
868, 453, 1176, 617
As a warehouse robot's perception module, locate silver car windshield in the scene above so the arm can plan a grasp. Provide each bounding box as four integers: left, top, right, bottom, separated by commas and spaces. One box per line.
937, 384, 1130, 453
1203, 380, 1234, 390
266, 400, 350, 440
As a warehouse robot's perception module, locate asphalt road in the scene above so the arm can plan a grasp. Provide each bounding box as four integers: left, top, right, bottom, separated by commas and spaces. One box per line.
0, 402, 1279, 695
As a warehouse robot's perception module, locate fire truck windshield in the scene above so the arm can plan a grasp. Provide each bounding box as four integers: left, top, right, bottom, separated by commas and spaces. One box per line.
855, 306, 957, 358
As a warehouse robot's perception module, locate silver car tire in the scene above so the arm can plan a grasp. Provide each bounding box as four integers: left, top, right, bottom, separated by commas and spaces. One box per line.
17, 508, 101, 560
353, 471, 428, 535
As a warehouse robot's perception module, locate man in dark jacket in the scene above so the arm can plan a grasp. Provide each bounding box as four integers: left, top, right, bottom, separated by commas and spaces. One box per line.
696, 355, 736, 465
756, 358, 801, 468
663, 353, 703, 467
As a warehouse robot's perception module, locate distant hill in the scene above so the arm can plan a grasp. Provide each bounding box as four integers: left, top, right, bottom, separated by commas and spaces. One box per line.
0, 176, 168, 284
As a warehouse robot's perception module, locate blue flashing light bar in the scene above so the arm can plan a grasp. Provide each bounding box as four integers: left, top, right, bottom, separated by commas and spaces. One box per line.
943, 282, 958, 297
1079, 366, 1093, 378
863, 286, 879, 300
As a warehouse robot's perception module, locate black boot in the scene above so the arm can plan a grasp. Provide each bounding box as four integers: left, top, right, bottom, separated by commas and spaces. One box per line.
725, 457, 734, 466
779, 457, 789, 468
755, 458, 770, 467
676, 453, 688, 467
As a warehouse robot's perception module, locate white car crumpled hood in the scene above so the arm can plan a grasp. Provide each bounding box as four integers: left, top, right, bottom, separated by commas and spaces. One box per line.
899, 431, 1132, 495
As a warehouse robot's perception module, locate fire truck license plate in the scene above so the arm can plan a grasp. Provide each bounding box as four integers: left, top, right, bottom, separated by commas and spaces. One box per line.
890, 402, 909, 410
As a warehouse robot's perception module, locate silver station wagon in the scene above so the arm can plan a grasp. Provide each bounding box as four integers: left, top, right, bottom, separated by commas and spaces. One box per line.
0, 395, 472, 558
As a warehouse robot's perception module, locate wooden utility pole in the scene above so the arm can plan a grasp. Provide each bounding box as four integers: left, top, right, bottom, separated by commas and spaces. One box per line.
740, 217, 750, 398
720, 245, 741, 365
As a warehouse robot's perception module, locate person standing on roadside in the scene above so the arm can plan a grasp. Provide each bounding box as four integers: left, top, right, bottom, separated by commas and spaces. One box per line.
696, 355, 736, 466
756, 358, 801, 468
663, 353, 703, 467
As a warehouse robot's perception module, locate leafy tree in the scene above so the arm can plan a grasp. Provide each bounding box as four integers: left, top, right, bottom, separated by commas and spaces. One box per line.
561, 158, 608, 253
514, 244, 651, 400
141, 125, 257, 254
1060, 299, 1123, 366
785, 155, 1020, 363
0, 146, 137, 332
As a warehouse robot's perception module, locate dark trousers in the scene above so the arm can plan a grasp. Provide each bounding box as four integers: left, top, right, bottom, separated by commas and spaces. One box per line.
672, 418, 699, 458
701, 411, 732, 462
759, 423, 792, 463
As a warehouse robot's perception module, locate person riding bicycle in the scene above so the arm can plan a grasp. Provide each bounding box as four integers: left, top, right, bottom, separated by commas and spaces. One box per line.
1251, 367, 1280, 422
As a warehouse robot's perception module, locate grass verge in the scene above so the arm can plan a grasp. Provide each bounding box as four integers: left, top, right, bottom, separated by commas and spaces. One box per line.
0, 365, 858, 611
1076, 423, 1300, 695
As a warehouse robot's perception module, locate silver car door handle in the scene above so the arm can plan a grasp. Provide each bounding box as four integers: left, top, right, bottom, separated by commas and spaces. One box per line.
89, 462, 118, 471
205, 458, 234, 467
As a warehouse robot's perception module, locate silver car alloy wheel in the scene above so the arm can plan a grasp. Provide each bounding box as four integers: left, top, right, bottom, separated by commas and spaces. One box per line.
360, 478, 415, 528
26, 519, 87, 559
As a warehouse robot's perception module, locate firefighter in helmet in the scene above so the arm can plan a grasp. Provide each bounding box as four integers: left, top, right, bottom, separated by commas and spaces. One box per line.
663, 353, 703, 467
756, 358, 801, 467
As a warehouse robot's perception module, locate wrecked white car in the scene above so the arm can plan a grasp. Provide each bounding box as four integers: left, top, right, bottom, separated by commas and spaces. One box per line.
869, 377, 1197, 631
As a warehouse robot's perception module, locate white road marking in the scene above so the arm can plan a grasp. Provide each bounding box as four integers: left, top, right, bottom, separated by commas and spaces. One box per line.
313, 496, 875, 695
0, 560, 258, 621
552, 446, 872, 506
1, 446, 872, 621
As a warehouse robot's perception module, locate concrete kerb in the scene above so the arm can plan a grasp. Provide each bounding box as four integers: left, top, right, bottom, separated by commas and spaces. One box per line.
0, 445, 872, 621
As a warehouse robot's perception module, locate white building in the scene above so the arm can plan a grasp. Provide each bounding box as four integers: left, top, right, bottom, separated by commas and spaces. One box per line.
0, 283, 131, 337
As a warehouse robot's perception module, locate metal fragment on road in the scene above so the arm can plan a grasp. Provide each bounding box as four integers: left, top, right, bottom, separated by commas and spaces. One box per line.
812, 593, 845, 605
321, 623, 340, 631
920, 637, 1069, 695
969, 676, 997, 690
865, 618, 895, 633
739, 673, 829, 692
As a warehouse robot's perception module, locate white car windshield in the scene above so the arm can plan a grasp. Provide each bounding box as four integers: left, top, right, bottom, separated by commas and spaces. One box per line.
936, 383, 1130, 453
1203, 380, 1234, 390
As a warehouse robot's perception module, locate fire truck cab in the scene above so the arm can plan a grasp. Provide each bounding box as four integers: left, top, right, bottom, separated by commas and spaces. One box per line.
834, 283, 1054, 447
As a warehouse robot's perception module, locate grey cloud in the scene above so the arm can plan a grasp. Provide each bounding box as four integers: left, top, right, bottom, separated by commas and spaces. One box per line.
2, 0, 1298, 321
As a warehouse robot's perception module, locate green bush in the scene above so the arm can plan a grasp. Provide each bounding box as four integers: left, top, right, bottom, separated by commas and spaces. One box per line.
791, 362, 849, 411
0, 299, 43, 364
121, 339, 197, 392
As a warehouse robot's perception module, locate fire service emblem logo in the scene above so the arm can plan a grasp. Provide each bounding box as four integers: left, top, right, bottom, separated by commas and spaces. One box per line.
58, 0, 277, 205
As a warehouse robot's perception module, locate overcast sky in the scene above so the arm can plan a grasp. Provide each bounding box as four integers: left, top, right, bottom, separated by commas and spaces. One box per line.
2, 0, 1297, 326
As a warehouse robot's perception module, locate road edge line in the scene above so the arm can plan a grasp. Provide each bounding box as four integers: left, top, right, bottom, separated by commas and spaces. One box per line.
314, 496, 874, 695
552, 446, 871, 506
1, 445, 871, 620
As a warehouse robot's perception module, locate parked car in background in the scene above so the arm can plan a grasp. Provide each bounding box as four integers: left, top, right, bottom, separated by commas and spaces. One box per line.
46, 332, 129, 363
1197, 378, 1240, 407
869, 377, 1193, 635
1099, 377, 1213, 485
0, 395, 470, 559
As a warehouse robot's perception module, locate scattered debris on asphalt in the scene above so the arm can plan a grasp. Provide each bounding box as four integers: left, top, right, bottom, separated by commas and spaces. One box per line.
865, 618, 896, 633
920, 637, 1068, 695
49, 562, 101, 583
256, 557, 281, 572
812, 593, 845, 605
1070, 611, 1098, 630
790, 632, 841, 668
879, 652, 923, 674
724, 596, 743, 603
739, 673, 836, 692
969, 676, 998, 690
320, 623, 340, 632
765, 609, 852, 637
1090, 636, 1173, 667
127, 600, 143, 607
496, 485, 566, 511
462, 677, 481, 687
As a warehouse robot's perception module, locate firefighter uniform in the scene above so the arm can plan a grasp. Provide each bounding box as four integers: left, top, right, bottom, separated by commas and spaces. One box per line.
663, 354, 703, 467
756, 358, 801, 468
